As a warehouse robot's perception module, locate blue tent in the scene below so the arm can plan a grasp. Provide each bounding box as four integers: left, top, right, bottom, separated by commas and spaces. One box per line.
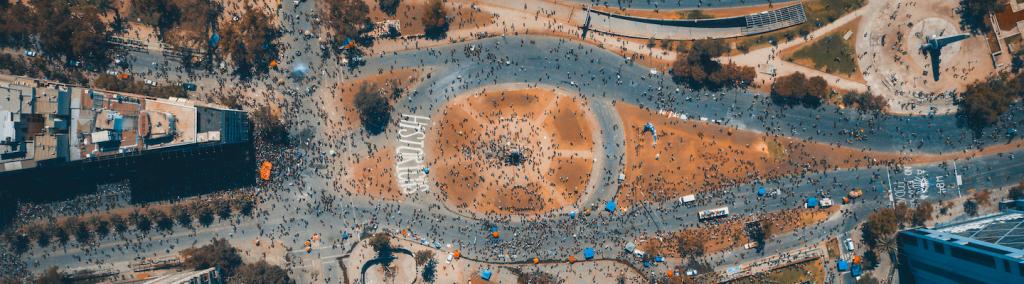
583, 248, 595, 259
837, 260, 849, 271
655, 256, 665, 262
605, 200, 617, 212
806, 197, 819, 208
422, 167, 430, 174
490, 226, 498, 232
851, 264, 862, 277
341, 231, 350, 239
569, 211, 577, 218
757, 187, 766, 196
208, 33, 221, 47
480, 269, 492, 280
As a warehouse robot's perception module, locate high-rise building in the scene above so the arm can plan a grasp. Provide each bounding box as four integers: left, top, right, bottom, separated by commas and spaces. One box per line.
0, 75, 248, 173
897, 210, 1024, 284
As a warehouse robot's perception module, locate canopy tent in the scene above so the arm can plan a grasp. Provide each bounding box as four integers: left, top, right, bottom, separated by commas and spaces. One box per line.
605, 200, 617, 212
757, 187, 766, 196
480, 269, 492, 280
806, 197, 818, 208
569, 211, 577, 218
837, 260, 849, 271
583, 248, 595, 259
208, 33, 221, 47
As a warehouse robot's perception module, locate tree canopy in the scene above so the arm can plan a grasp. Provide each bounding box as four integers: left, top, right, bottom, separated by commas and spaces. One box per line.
181, 238, 244, 277
670, 40, 755, 90
233, 260, 293, 284
958, 0, 1006, 34
219, 5, 279, 78
321, 0, 370, 41
771, 72, 831, 107
354, 83, 393, 135
422, 0, 449, 38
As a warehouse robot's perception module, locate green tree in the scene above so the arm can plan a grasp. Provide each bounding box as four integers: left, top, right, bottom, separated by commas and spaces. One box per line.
35, 267, 67, 284
90, 216, 110, 238
422, 0, 449, 38
911, 201, 934, 227
379, 0, 401, 15
109, 214, 128, 233
232, 260, 293, 284
414, 250, 434, 266
1010, 182, 1024, 200
172, 204, 193, 228
670, 40, 754, 90
321, 0, 370, 41
252, 105, 289, 145
421, 259, 437, 283
182, 238, 243, 277
150, 209, 174, 232
130, 210, 152, 233
354, 83, 393, 135
771, 72, 831, 107
219, 4, 279, 77
958, 0, 1006, 34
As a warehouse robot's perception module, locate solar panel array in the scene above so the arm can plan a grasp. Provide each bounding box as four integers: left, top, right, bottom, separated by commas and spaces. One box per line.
951, 215, 1024, 250
741, 4, 808, 35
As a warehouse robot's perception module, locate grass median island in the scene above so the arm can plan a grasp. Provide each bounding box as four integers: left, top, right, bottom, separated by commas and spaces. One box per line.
789, 33, 857, 75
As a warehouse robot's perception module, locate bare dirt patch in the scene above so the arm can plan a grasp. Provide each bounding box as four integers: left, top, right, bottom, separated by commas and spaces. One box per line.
615, 103, 915, 207
346, 144, 404, 201
367, 0, 494, 36
320, 68, 424, 134
639, 207, 837, 257
427, 88, 596, 215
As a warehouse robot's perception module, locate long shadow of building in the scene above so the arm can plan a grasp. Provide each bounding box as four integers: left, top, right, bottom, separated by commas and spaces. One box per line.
0, 75, 254, 229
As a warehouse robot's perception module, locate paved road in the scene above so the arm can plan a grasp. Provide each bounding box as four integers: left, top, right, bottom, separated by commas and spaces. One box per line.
15, 1, 1024, 282
567, 0, 794, 9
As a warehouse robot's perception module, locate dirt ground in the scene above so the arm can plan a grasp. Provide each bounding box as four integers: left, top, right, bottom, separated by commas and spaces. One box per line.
639, 207, 838, 257
615, 103, 918, 207
426, 88, 597, 215
346, 144, 405, 201
321, 68, 424, 134
367, 0, 495, 36
590, 2, 784, 20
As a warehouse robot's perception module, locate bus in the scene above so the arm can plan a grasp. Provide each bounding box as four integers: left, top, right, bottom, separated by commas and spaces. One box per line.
698, 206, 730, 220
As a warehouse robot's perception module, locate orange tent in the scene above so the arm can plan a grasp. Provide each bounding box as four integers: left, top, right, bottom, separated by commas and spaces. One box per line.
853, 255, 862, 264
453, 250, 461, 259
532, 257, 539, 264
269, 60, 278, 69
402, 229, 408, 236
304, 240, 311, 247
667, 270, 674, 277
568, 256, 576, 263
491, 231, 500, 238
305, 247, 311, 253
260, 161, 273, 181
117, 73, 130, 80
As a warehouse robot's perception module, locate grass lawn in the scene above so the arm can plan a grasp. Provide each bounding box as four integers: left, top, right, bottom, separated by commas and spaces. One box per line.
731, 258, 826, 284
731, 0, 864, 53
790, 33, 858, 74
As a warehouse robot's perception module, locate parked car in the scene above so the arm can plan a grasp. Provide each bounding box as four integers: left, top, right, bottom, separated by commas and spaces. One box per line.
181, 83, 197, 91
844, 238, 856, 252
24, 50, 37, 57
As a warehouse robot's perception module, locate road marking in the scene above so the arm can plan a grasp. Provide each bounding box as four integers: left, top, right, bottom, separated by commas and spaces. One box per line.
885, 168, 894, 207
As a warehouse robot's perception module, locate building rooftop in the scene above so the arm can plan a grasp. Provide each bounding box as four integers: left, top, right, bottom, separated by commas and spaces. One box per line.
935, 212, 1024, 251
0, 74, 248, 173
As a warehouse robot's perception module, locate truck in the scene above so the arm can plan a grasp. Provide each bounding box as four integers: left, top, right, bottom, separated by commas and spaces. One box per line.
820, 198, 834, 208
680, 194, 696, 204
698, 207, 730, 220
849, 188, 863, 199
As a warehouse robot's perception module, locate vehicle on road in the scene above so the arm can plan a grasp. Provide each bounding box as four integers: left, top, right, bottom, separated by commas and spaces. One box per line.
144, 79, 157, 86
849, 188, 863, 199
24, 50, 37, 57
698, 207, 729, 220
820, 198, 834, 208
181, 82, 197, 91
743, 242, 758, 249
